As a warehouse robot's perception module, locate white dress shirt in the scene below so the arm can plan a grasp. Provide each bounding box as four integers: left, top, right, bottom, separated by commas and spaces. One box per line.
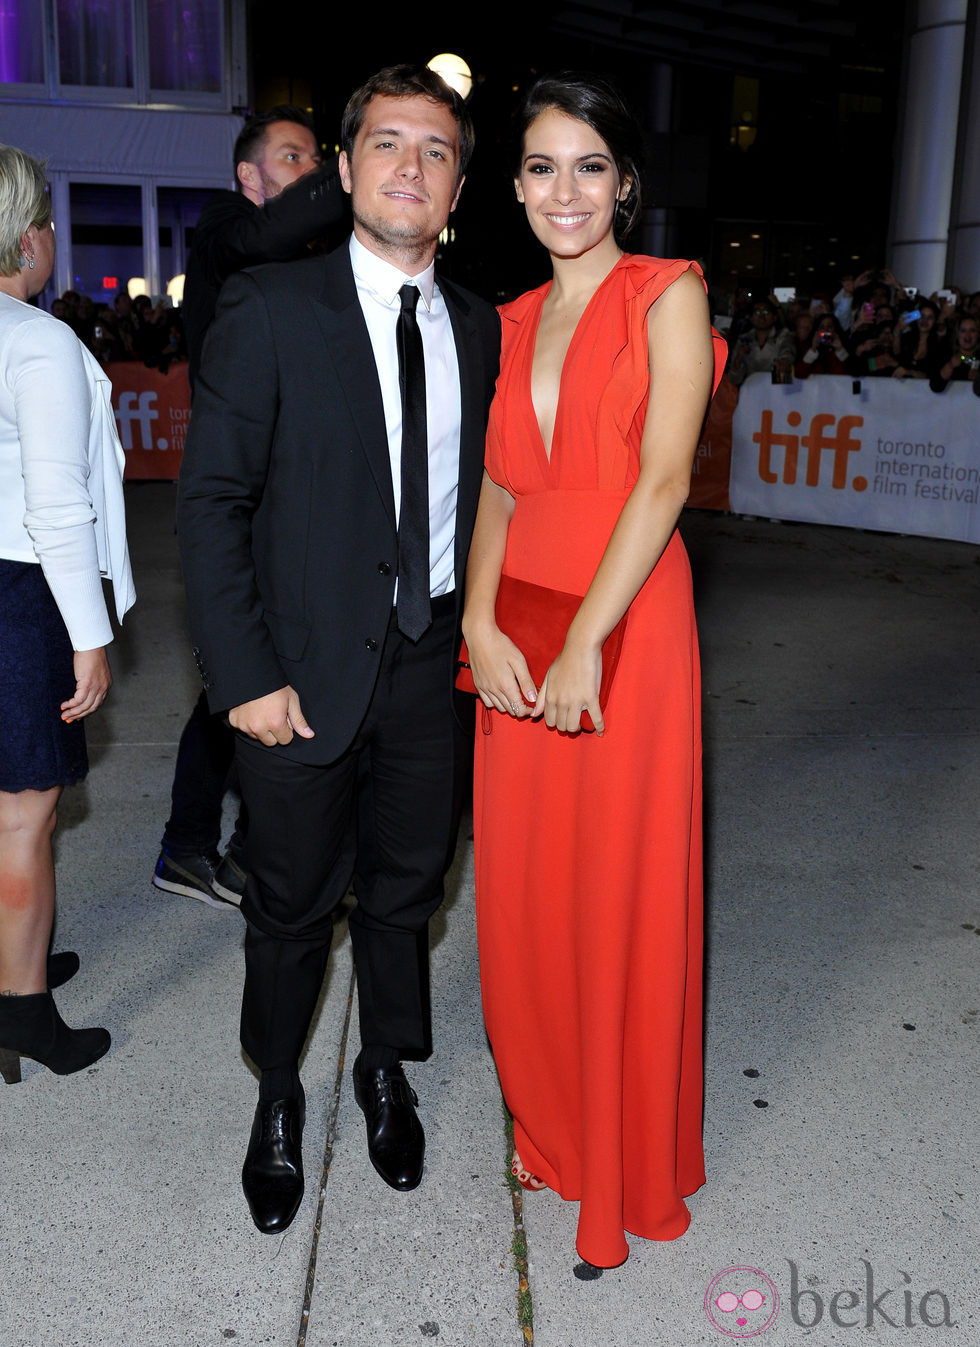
348, 233, 462, 598
0, 293, 135, 650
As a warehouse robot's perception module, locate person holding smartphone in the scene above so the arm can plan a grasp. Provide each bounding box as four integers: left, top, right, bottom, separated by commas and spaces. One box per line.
892, 300, 943, 379
795, 313, 849, 378
930, 314, 980, 392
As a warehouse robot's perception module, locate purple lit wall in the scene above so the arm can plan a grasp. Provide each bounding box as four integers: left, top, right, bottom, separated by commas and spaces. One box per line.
0, 0, 44, 84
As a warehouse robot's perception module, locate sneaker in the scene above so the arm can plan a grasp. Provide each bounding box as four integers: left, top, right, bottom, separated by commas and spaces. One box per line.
211, 850, 247, 906
152, 848, 236, 909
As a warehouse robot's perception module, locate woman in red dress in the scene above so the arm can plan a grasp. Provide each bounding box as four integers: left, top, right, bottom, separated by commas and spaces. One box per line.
462, 74, 725, 1267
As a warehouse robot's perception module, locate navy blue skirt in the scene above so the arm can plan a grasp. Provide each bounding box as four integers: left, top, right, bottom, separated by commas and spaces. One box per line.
0, 558, 88, 792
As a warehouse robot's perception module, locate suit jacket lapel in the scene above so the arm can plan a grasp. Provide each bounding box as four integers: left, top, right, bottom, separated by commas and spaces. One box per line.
441, 276, 488, 589
310, 249, 396, 526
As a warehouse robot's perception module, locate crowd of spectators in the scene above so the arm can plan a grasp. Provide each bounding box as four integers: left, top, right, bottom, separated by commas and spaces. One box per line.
49, 287, 186, 374
724, 268, 980, 395
47, 265, 980, 398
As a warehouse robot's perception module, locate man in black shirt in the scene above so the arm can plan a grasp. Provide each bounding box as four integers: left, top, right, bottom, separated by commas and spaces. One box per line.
182, 106, 345, 388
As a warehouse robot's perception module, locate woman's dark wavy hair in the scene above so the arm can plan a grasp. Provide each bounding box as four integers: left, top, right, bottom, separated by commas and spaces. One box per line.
513, 72, 644, 243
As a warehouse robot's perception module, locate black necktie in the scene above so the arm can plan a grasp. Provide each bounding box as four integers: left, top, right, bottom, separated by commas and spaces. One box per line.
396, 283, 430, 641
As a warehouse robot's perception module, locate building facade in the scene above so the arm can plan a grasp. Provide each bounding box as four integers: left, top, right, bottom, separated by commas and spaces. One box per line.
0, 0, 248, 304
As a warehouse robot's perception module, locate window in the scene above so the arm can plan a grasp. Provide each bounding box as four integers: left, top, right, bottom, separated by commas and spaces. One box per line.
0, 0, 45, 83
57, 0, 134, 88
157, 186, 213, 286
0, 0, 227, 102
148, 0, 222, 94
70, 183, 143, 302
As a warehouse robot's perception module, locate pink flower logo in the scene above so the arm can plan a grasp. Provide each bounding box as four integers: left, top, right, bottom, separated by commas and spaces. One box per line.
704, 1266, 780, 1338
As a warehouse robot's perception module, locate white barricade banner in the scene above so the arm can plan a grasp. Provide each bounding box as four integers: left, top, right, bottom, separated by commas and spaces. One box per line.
730, 374, 980, 544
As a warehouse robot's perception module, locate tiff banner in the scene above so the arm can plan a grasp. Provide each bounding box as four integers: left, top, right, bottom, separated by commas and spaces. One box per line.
109, 363, 191, 481
730, 374, 980, 544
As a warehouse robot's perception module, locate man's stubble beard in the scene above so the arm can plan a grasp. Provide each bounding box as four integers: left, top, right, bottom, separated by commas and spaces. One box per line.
348, 170, 445, 269
355, 210, 436, 266
258, 167, 285, 203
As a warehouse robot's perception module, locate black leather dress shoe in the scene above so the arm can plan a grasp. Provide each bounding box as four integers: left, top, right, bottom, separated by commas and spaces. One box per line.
241, 1096, 305, 1233
352, 1057, 425, 1191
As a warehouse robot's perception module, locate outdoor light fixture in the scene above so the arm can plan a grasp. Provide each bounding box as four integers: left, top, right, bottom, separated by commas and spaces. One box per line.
427, 53, 473, 99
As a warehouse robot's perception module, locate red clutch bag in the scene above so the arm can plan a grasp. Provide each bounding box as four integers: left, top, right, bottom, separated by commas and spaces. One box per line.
456, 575, 627, 731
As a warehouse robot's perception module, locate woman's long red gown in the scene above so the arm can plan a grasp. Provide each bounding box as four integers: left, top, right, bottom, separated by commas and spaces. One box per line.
474, 254, 726, 1267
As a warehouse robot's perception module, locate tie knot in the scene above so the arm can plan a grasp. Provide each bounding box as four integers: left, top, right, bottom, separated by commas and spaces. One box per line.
399, 283, 420, 314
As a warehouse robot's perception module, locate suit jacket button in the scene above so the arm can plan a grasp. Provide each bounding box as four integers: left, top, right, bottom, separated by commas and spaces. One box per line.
377, 561, 391, 575
365, 637, 378, 652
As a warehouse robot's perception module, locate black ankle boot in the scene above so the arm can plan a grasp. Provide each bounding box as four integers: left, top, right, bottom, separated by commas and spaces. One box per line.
47, 950, 80, 990
0, 991, 110, 1085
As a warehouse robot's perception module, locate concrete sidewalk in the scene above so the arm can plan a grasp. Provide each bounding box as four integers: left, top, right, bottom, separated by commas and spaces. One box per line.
1, 484, 976, 1347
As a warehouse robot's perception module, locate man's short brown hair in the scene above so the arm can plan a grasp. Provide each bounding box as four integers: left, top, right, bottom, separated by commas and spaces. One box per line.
340, 65, 474, 181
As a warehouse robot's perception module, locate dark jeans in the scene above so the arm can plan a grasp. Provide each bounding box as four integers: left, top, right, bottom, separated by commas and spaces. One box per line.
161, 689, 247, 855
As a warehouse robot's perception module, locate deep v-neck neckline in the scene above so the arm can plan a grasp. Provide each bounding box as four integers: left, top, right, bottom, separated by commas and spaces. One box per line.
527, 257, 625, 469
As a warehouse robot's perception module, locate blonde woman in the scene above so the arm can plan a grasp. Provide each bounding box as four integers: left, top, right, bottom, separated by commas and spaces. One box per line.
0, 145, 134, 1085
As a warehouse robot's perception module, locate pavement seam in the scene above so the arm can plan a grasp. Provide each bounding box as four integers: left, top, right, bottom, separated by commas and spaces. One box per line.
511, 1183, 534, 1345
504, 1109, 535, 1344
297, 960, 357, 1347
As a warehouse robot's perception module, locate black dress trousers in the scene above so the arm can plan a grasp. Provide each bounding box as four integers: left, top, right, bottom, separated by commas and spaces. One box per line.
235, 595, 465, 1070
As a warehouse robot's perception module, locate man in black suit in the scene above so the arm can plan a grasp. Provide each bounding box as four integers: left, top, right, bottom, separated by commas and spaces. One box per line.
177, 66, 500, 1234
154, 106, 345, 910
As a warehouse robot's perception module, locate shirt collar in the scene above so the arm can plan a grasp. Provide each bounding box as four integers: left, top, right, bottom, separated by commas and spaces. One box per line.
349, 233, 436, 311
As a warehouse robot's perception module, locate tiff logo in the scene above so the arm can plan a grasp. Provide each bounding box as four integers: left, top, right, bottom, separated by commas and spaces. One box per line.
753, 410, 868, 492
114, 391, 163, 451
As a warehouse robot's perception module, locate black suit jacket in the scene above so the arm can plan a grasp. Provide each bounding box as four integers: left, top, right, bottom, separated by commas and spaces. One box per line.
177, 244, 500, 765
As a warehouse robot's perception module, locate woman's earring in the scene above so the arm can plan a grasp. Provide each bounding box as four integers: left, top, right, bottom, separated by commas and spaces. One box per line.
28, 254, 35, 270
